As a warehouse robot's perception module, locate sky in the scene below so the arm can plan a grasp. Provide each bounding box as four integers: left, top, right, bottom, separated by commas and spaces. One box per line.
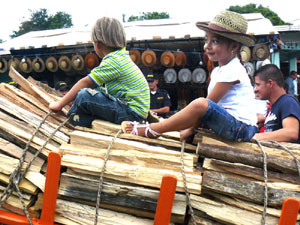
1, 0, 300, 42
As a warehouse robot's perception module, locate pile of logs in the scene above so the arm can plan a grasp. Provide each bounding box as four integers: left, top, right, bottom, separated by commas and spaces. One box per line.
0, 66, 299, 224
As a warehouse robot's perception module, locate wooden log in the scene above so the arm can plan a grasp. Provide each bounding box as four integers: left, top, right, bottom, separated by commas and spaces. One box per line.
202, 170, 300, 207
0, 190, 34, 216
58, 173, 186, 219
0, 110, 59, 155
209, 192, 300, 220
0, 83, 72, 132
91, 120, 195, 151
197, 138, 300, 175
0, 173, 37, 195
190, 194, 279, 225
203, 158, 300, 184
0, 96, 69, 144
59, 143, 194, 171
54, 199, 156, 225
0, 137, 44, 168
9, 66, 68, 115
61, 150, 202, 194
70, 130, 197, 164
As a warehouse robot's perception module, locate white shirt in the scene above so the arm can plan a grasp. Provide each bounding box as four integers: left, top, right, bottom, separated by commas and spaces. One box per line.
207, 58, 257, 126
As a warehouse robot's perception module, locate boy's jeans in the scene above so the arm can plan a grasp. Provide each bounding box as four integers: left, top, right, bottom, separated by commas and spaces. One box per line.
67, 88, 144, 127
201, 99, 258, 142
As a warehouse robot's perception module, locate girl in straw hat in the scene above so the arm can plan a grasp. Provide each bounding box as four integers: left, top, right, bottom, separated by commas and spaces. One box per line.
122, 11, 259, 142
49, 17, 150, 127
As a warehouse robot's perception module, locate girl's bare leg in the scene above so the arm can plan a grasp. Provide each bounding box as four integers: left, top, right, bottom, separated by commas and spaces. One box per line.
151, 98, 209, 133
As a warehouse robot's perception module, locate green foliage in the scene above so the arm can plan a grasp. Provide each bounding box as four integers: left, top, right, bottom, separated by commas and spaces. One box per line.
128, 12, 170, 22
228, 4, 286, 26
11, 8, 73, 38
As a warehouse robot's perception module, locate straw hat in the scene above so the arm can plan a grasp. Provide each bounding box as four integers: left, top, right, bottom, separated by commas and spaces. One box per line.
141, 50, 157, 67
8, 58, 20, 71
84, 53, 99, 69
32, 57, 45, 73
174, 51, 187, 67
0, 58, 8, 73
46, 56, 58, 72
192, 68, 207, 84
243, 62, 255, 77
20, 58, 32, 73
58, 55, 72, 72
240, 46, 251, 62
71, 54, 85, 71
129, 50, 141, 65
196, 11, 256, 47
252, 44, 270, 61
163, 68, 177, 83
160, 51, 175, 67
178, 68, 192, 83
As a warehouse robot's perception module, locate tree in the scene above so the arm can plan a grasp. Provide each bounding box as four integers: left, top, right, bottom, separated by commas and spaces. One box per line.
228, 4, 286, 26
11, 8, 73, 38
127, 12, 170, 22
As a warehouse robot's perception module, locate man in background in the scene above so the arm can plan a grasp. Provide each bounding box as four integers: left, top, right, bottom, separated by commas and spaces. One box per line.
146, 73, 172, 119
253, 64, 300, 143
285, 70, 298, 97
55, 81, 69, 96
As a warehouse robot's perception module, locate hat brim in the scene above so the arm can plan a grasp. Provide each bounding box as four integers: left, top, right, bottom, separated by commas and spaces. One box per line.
196, 22, 256, 47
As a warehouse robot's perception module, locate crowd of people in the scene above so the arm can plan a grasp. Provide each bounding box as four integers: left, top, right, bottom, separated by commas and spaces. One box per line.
48, 11, 300, 144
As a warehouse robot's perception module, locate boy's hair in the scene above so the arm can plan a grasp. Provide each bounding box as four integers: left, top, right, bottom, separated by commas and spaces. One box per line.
254, 64, 285, 88
91, 17, 126, 49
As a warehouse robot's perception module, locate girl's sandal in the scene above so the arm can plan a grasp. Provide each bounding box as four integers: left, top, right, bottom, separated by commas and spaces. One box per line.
121, 121, 161, 138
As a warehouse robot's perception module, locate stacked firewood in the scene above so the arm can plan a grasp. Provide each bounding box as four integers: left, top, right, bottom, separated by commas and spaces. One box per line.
0, 67, 200, 224
189, 132, 300, 225
1, 66, 300, 224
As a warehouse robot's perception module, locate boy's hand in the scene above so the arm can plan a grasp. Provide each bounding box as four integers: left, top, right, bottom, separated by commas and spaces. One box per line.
49, 101, 63, 113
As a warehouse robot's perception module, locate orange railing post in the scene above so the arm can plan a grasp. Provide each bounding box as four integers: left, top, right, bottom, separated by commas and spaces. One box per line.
40, 152, 61, 224
278, 197, 300, 225
153, 174, 177, 225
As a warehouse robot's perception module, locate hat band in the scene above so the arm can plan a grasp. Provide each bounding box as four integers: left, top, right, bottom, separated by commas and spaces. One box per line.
208, 23, 242, 34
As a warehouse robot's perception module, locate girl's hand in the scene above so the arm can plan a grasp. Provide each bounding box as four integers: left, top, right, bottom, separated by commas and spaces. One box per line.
49, 101, 63, 113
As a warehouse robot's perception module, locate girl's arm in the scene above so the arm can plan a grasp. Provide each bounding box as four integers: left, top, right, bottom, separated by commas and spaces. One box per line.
207, 82, 235, 103
49, 76, 97, 112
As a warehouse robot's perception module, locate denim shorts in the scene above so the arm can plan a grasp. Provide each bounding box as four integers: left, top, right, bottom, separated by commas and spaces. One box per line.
201, 99, 258, 142
67, 88, 145, 127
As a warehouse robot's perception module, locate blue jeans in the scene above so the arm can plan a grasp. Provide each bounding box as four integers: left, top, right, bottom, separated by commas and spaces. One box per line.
201, 99, 258, 142
67, 88, 144, 127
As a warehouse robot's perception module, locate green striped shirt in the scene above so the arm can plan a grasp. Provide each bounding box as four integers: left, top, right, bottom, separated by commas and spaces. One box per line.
88, 48, 150, 119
